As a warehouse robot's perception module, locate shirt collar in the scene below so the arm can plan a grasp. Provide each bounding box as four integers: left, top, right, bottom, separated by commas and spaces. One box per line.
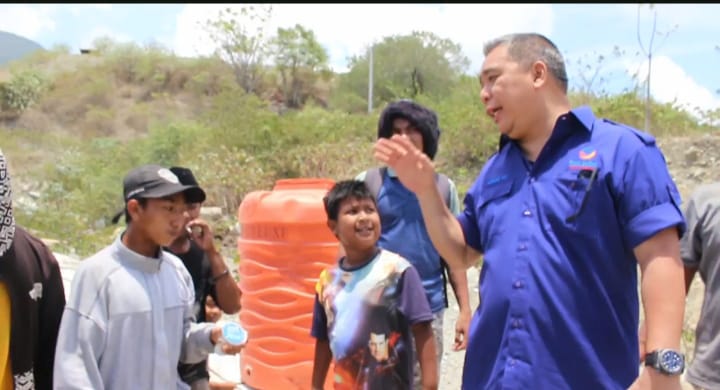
499, 105, 596, 150
113, 233, 164, 273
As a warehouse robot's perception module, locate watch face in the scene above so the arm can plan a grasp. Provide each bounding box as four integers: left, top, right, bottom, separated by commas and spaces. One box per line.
659, 350, 685, 375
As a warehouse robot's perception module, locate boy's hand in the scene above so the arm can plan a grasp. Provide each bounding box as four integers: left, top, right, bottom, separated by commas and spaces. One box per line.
187, 218, 216, 252
374, 135, 437, 196
454, 309, 471, 351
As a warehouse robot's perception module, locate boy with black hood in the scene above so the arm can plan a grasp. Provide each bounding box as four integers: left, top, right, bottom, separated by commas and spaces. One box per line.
355, 99, 471, 387
0, 149, 66, 390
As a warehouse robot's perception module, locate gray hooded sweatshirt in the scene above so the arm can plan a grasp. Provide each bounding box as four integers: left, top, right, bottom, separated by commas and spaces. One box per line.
53, 235, 216, 390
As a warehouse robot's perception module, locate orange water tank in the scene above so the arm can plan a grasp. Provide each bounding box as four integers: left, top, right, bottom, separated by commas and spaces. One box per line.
237, 178, 339, 390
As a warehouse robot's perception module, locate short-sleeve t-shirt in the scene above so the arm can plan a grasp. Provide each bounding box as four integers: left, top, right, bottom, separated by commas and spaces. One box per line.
311, 249, 433, 389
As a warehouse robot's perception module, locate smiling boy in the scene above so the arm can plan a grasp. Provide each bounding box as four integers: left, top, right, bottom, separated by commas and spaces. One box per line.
310, 180, 438, 390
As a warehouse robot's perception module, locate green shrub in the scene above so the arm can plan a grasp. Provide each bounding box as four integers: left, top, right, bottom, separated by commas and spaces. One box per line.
1, 70, 49, 111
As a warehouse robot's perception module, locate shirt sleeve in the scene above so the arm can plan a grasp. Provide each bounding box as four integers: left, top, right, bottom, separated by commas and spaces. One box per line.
38, 247, 66, 389
179, 266, 215, 364
398, 266, 434, 325
615, 143, 686, 249
680, 191, 703, 268
310, 294, 329, 340
53, 267, 107, 390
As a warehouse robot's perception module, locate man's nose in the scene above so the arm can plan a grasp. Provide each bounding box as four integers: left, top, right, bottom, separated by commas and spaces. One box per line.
480, 86, 491, 105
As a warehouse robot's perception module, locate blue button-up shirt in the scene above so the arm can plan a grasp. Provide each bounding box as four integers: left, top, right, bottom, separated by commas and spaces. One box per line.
458, 106, 686, 389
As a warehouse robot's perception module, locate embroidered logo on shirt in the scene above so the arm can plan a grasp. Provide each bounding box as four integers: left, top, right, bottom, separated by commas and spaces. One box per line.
28, 283, 42, 301
486, 174, 509, 186
578, 147, 597, 160
569, 147, 599, 171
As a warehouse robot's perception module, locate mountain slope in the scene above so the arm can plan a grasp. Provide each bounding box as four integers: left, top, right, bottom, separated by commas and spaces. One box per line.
0, 30, 44, 66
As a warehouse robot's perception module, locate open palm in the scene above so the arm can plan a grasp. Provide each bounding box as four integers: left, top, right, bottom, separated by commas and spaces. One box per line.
373, 134, 437, 195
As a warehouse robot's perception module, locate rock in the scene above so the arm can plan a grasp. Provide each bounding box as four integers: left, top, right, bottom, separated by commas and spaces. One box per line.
201, 206, 224, 221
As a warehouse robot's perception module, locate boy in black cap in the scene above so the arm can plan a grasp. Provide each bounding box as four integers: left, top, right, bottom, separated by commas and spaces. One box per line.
54, 164, 245, 389
167, 166, 242, 390
355, 99, 471, 388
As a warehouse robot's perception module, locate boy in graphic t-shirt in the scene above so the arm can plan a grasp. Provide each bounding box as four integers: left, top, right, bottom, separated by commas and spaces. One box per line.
310, 180, 438, 390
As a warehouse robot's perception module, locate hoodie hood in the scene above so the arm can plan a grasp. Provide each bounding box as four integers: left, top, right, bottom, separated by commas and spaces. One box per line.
0, 150, 15, 257
377, 99, 441, 160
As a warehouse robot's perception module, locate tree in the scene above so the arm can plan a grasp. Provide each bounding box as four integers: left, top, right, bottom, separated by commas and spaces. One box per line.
205, 5, 272, 95
571, 46, 634, 99
636, 4, 676, 132
270, 24, 329, 109
337, 31, 470, 109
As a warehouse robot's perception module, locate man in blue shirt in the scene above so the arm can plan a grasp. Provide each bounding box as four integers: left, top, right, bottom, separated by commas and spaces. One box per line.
374, 33, 687, 390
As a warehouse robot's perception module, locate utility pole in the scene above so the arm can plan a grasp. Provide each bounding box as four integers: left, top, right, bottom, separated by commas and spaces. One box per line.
368, 43, 374, 114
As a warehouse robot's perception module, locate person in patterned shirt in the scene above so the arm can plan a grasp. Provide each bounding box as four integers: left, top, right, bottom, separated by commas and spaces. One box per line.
310, 180, 438, 390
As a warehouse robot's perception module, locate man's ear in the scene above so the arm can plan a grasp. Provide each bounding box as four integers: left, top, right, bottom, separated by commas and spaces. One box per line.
531, 60, 548, 88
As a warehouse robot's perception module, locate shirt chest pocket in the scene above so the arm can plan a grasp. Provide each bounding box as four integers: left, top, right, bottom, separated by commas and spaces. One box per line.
476, 180, 514, 249
554, 168, 606, 231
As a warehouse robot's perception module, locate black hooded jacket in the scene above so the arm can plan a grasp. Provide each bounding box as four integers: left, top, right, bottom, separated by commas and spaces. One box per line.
377, 99, 441, 160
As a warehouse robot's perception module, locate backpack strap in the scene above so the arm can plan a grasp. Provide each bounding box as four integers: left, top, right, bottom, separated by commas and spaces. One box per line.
364, 166, 387, 202
434, 173, 453, 309
434, 173, 452, 210
365, 166, 456, 309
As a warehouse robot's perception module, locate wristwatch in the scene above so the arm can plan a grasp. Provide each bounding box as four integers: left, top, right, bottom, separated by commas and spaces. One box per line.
644, 349, 685, 376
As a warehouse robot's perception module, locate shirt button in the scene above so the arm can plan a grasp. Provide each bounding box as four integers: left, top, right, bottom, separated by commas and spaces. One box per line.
529, 177, 536, 183
518, 244, 527, 251
512, 319, 522, 329
523, 209, 532, 217
513, 281, 524, 289
509, 359, 516, 366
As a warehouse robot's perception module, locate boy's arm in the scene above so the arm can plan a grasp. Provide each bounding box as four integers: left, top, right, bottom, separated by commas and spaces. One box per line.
447, 267, 471, 350
52, 270, 107, 390
191, 218, 242, 314
446, 179, 472, 350
179, 266, 217, 364
412, 321, 438, 390
310, 291, 331, 389
399, 266, 438, 390
37, 245, 67, 388
311, 339, 332, 390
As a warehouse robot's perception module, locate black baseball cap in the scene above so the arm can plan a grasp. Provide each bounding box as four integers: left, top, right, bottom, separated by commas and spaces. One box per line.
110, 164, 205, 224
169, 166, 206, 203
123, 164, 205, 203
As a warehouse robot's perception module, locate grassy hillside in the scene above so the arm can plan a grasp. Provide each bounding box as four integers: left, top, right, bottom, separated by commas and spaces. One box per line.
0, 42, 717, 257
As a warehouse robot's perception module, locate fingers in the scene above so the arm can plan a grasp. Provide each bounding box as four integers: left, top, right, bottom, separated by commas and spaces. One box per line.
454, 331, 467, 351
221, 343, 246, 355
188, 219, 213, 237
373, 135, 422, 163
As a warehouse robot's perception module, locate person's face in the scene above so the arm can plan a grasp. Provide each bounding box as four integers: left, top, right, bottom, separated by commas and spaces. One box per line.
391, 118, 424, 153
129, 193, 188, 247
368, 333, 389, 361
327, 196, 380, 253
479, 44, 539, 140
186, 202, 201, 221
205, 296, 222, 323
